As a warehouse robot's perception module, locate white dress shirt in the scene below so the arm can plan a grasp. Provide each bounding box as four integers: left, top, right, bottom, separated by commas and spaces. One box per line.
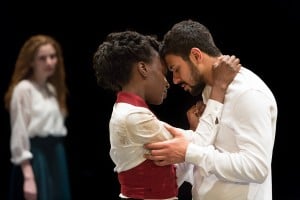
181, 67, 277, 200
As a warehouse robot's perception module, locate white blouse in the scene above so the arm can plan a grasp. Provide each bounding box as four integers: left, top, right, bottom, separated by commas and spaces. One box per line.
109, 99, 222, 173
9, 79, 67, 164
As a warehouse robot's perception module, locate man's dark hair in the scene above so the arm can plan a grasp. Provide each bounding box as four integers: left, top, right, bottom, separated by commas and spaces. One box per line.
160, 19, 221, 61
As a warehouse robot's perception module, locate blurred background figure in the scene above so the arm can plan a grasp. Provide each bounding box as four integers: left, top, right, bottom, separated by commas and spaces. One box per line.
4, 35, 71, 200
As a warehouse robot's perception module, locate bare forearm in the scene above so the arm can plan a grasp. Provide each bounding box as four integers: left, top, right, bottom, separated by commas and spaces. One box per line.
21, 160, 35, 180
209, 84, 227, 103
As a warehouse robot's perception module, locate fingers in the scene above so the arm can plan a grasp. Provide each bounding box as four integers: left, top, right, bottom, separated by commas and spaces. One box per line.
144, 152, 165, 160
187, 104, 197, 115
227, 55, 240, 64
144, 153, 171, 166
162, 122, 172, 129
228, 55, 241, 71
154, 160, 170, 166
144, 150, 168, 165
144, 142, 164, 150
196, 101, 205, 111
216, 55, 241, 72
194, 102, 204, 117
187, 101, 205, 119
164, 124, 183, 137
213, 55, 230, 69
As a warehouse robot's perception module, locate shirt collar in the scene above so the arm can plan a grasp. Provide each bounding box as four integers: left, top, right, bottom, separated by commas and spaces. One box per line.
116, 91, 148, 108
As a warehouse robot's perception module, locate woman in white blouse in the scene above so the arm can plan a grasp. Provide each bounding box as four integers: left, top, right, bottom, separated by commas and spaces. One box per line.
92, 30, 240, 200
4, 35, 71, 200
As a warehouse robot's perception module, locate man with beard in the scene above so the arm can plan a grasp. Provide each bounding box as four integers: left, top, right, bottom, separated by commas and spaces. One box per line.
93, 30, 240, 200
145, 19, 277, 200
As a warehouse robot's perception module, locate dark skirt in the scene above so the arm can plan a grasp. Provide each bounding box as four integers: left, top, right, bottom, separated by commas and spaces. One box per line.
9, 135, 71, 200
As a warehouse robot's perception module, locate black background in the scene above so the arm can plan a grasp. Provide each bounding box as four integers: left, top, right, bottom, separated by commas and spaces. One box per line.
1, 1, 299, 199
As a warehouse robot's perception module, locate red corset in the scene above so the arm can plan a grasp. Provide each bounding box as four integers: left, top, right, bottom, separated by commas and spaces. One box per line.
118, 159, 178, 199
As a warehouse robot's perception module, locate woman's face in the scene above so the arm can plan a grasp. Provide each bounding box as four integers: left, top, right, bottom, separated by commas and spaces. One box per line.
32, 43, 58, 82
145, 53, 170, 105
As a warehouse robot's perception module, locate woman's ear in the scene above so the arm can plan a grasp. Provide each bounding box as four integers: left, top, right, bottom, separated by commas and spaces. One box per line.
137, 62, 148, 78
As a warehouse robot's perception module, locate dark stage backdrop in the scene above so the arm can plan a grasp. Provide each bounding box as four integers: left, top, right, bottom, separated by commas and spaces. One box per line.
1, 1, 299, 199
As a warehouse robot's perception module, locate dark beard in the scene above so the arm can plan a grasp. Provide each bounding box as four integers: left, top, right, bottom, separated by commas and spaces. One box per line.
188, 61, 206, 96
190, 82, 205, 96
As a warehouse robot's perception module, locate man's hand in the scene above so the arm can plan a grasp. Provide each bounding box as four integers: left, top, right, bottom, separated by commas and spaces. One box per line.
144, 123, 189, 166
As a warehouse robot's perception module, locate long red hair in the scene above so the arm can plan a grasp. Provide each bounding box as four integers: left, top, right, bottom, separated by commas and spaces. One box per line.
4, 34, 68, 115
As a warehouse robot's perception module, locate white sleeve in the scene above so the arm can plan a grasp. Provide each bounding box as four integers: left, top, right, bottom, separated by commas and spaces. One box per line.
10, 85, 33, 165
125, 110, 173, 144
176, 162, 194, 186
185, 90, 276, 183
185, 99, 223, 146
